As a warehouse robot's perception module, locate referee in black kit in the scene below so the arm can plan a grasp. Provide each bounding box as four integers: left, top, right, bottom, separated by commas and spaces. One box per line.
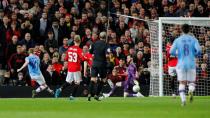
88, 31, 109, 101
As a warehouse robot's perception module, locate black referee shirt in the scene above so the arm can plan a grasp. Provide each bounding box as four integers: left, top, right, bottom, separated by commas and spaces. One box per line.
89, 40, 109, 67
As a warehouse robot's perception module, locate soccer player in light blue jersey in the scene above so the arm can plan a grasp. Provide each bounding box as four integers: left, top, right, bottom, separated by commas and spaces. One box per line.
17, 48, 54, 98
170, 24, 201, 106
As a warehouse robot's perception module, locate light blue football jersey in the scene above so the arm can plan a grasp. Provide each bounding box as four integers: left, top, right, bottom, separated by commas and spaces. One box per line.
26, 54, 42, 76
170, 34, 201, 70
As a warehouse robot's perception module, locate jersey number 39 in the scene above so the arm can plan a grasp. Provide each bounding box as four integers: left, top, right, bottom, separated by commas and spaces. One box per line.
68, 52, 78, 62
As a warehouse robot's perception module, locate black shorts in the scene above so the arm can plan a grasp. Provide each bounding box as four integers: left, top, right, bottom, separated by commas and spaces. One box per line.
91, 66, 107, 78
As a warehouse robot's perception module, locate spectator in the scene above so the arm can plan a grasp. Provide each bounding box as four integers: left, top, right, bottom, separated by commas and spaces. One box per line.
108, 32, 118, 51
96, 1, 107, 16
7, 45, 27, 81
142, 45, 151, 68
6, 21, 21, 44
176, 1, 188, 17
18, 32, 35, 49
194, 4, 208, 17
44, 31, 58, 51
43, 63, 61, 86
116, 46, 126, 60
59, 61, 68, 84
16, 72, 27, 86
59, 16, 68, 38
20, 19, 33, 37
200, 63, 208, 79
34, 12, 50, 44
81, 28, 92, 48
49, 19, 64, 45
68, 31, 75, 46
58, 37, 69, 55
0, 15, 10, 68
52, 55, 63, 74
135, 51, 144, 69
166, 5, 176, 17
0, 0, 9, 10
6, 35, 18, 60
40, 52, 51, 72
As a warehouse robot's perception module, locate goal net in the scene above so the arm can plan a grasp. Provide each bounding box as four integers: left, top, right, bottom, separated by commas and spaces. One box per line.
149, 17, 210, 96
112, 14, 210, 96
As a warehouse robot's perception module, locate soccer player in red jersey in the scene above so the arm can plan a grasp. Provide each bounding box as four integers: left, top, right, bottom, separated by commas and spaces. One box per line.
83, 45, 93, 74
55, 35, 84, 100
166, 41, 178, 97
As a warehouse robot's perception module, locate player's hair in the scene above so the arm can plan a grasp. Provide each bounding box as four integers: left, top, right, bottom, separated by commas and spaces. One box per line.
99, 32, 106, 40
28, 48, 34, 54
182, 24, 190, 34
63, 37, 68, 41
74, 35, 81, 44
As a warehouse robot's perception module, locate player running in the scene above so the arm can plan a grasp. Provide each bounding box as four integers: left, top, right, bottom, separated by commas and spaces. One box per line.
170, 24, 201, 106
17, 48, 54, 98
55, 35, 85, 100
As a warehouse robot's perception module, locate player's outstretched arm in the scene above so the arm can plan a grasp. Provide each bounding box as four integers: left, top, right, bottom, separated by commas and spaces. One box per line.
17, 60, 29, 72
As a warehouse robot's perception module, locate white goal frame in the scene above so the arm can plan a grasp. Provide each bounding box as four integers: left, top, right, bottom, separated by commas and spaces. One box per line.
150, 17, 210, 96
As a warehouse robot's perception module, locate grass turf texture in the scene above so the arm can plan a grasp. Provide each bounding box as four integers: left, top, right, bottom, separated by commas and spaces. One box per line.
0, 97, 210, 118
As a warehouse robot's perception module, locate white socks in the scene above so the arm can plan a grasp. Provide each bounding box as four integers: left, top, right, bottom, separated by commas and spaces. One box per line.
179, 84, 186, 103
46, 87, 53, 93
36, 85, 47, 93
188, 83, 195, 93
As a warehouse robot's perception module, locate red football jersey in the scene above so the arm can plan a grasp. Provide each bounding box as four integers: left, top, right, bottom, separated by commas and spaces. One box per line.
166, 44, 177, 67
84, 53, 93, 67
65, 46, 84, 72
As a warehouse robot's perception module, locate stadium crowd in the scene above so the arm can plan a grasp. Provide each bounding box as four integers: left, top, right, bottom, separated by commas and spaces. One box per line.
0, 0, 209, 91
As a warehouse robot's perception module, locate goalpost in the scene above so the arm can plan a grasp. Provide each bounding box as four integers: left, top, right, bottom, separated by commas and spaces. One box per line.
149, 17, 210, 96
112, 13, 210, 96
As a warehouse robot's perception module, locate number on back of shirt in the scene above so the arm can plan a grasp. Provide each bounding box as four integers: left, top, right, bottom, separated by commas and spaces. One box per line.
68, 52, 78, 62
183, 44, 189, 56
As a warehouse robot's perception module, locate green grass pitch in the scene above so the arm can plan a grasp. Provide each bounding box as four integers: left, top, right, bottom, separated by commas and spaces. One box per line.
0, 97, 210, 118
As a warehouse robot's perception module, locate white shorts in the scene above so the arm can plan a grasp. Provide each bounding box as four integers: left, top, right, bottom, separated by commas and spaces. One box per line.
176, 69, 196, 82
168, 66, 176, 76
31, 74, 46, 85
66, 71, 82, 83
